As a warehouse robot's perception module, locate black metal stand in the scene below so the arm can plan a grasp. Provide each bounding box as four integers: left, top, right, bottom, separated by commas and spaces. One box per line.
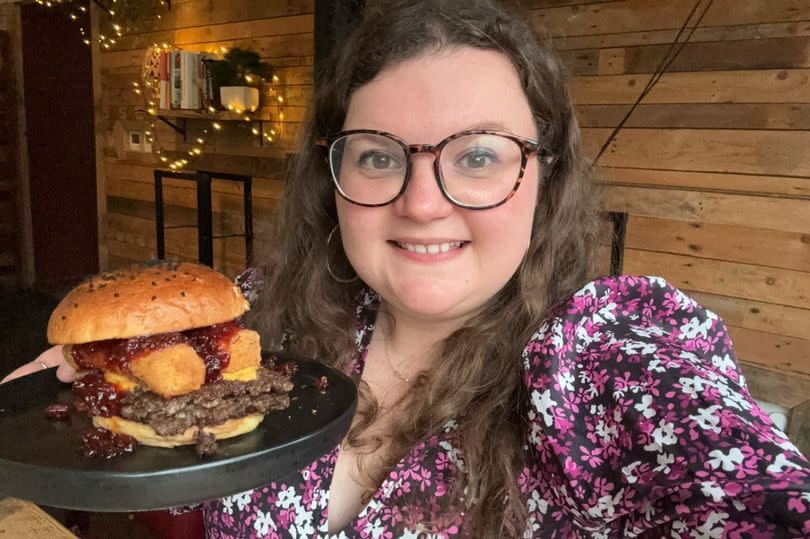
197, 170, 253, 264
609, 212, 628, 275
154, 170, 253, 268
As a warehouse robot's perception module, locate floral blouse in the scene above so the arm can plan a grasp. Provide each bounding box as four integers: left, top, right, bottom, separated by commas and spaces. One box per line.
202, 275, 810, 538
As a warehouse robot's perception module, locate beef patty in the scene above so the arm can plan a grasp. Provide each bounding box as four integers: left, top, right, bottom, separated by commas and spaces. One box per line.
120, 365, 294, 437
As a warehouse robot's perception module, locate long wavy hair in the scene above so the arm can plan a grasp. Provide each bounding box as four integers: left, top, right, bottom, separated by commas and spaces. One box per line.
251, 0, 601, 535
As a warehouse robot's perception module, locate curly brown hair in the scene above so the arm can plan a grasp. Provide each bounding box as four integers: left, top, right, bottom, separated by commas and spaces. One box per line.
251, 0, 602, 535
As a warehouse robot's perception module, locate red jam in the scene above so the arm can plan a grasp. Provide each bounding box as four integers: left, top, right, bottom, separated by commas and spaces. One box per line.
45, 403, 70, 421
80, 427, 138, 458
71, 333, 185, 374
274, 361, 298, 377
184, 322, 242, 384
71, 321, 243, 417
73, 372, 127, 417
313, 376, 328, 391
71, 320, 243, 382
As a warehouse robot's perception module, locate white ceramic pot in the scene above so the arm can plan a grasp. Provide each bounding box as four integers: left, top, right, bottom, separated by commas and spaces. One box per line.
219, 86, 260, 112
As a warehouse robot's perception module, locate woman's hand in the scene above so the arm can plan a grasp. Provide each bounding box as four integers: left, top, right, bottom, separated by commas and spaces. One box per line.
0, 345, 76, 384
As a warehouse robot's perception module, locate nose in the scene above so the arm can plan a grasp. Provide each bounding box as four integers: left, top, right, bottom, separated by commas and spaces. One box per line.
392, 153, 454, 222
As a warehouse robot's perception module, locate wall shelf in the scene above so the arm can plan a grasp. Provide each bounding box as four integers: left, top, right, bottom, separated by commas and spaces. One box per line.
148, 108, 275, 145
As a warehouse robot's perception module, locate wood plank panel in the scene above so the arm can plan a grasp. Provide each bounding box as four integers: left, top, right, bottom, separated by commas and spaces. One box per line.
571, 69, 810, 104
112, 15, 313, 51
110, 148, 290, 178
155, 126, 303, 157
531, 0, 810, 37
602, 186, 810, 232
106, 236, 244, 279
577, 103, 810, 130
602, 185, 810, 234
521, 0, 619, 8
107, 211, 248, 264
686, 290, 810, 340
597, 36, 810, 75
105, 195, 275, 238
625, 216, 810, 272
559, 49, 599, 76
598, 168, 810, 198
623, 249, 810, 309
582, 128, 810, 177
727, 325, 810, 376
105, 174, 282, 215
554, 21, 810, 50
134, 0, 312, 31
739, 362, 810, 409
100, 33, 314, 70
105, 160, 286, 198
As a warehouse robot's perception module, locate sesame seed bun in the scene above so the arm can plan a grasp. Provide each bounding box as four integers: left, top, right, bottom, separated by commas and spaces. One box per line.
47, 262, 249, 345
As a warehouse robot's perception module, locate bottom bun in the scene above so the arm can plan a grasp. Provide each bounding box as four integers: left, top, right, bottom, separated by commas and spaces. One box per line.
93, 414, 264, 448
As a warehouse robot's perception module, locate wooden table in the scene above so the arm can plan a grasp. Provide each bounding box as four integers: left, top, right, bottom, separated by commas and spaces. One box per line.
0, 498, 76, 538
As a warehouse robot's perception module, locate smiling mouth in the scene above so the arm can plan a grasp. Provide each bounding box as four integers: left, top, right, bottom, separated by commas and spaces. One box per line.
390, 241, 469, 254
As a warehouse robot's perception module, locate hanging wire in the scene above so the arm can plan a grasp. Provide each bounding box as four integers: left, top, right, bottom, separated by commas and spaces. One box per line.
589, 0, 715, 169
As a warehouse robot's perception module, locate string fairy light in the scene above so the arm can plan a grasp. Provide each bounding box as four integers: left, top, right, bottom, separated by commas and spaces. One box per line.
34, 0, 171, 50
33, 1, 288, 171
136, 44, 288, 171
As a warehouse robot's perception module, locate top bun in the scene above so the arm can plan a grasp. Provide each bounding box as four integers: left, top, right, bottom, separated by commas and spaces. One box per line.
48, 262, 249, 344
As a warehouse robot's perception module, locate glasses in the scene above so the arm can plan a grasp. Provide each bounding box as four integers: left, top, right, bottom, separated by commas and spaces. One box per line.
316, 129, 554, 210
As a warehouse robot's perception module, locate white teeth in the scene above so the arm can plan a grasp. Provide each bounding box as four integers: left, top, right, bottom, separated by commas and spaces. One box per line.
396, 241, 465, 254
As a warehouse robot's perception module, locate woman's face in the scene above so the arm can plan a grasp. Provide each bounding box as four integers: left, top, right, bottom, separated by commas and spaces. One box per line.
336, 46, 540, 325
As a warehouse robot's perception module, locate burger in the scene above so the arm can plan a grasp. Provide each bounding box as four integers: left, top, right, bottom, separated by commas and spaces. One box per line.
46, 261, 293, 454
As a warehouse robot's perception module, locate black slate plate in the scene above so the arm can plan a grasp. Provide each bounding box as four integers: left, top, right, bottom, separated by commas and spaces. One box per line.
0, 352, 356, 512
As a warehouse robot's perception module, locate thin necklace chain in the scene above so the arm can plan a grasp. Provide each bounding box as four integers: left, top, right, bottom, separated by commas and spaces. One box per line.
383, 339, 411, 384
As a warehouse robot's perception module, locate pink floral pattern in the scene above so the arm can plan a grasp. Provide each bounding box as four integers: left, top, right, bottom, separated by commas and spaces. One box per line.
203, 276, 810, 537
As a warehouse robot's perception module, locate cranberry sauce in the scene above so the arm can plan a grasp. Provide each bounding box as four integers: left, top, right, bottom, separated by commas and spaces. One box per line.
71, 321, 244, 414
80, 427, 138, 459
72, 332, 185, 374
70, 320, 243, 381
45, 403, 70, 421
73, 372, 127, 417
184, 322, 242, 383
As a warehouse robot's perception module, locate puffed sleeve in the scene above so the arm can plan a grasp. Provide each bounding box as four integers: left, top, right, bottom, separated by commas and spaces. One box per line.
522, 275, 810, 538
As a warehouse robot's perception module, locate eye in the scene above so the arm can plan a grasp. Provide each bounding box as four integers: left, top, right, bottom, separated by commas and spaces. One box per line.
358, 150, 402, 170
457, 148, 499, 169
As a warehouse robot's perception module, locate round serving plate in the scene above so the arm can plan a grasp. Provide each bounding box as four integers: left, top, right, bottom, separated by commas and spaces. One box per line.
0, 352, 356, 511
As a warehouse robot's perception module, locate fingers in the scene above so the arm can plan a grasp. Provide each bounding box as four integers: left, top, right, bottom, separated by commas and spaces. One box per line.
1, 363, 43, 384
56, 362, 77, 383
0, 345, 74, 384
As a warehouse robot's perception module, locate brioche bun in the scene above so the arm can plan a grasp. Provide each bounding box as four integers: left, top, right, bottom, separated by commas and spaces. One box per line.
47, 262, 249, 345
93, 414, 264, 448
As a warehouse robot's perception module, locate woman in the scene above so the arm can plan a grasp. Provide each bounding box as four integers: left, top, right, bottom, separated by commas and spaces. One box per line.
7, 1, 810, 537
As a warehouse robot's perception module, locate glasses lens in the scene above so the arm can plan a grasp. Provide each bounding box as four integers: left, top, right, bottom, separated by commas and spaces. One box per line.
329, 133, 407, 205
439, 134, 523, 207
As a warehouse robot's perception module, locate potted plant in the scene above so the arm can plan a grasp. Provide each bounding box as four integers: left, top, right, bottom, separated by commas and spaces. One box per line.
208, 48, 273, 112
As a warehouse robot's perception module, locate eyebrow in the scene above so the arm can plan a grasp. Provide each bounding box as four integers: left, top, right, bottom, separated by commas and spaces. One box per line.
462, 121, 513, 132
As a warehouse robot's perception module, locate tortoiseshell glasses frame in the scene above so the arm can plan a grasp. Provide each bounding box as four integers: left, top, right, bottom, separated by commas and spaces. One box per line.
315, 129, 555, 210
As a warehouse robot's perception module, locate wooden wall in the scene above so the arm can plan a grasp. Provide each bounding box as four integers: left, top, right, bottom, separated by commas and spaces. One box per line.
0, 28, 16, 286
0, 3, 22, 288
528, 0, 810, 410
94, 0, 313, 279
94, 1, 809, 408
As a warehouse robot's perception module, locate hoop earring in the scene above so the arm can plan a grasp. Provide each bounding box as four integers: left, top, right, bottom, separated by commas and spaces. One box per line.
326, 225, 359, 283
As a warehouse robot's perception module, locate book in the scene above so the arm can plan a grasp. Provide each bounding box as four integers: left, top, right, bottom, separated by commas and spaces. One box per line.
199, 53, 216, 109
181, 51, 204, 109
158, 52, 169, 110
170, 50, 181, 109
